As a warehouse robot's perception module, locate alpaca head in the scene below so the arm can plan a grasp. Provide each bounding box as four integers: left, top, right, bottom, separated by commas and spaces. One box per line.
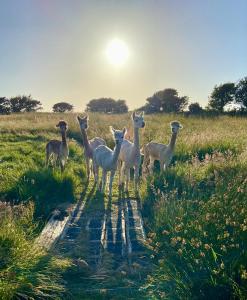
170, 121, 183, 134
77, 115, 88, 130
110, 126, 126, 146
132, 111, 145, 129
56, 120, 68, 132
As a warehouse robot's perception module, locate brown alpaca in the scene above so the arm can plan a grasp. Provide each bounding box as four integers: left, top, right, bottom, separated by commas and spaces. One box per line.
46, 120, 69, 172
77, 115, 106, 178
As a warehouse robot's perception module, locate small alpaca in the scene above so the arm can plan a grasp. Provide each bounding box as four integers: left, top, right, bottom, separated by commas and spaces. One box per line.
46, 120, 69, 172
142, 121, 183, 176
93, 127, 126, 196
77, 115, 106, 178
118, 111, 145, 192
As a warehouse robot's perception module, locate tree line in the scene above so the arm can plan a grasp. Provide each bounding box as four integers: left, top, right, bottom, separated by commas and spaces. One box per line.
0, 76, 246, 115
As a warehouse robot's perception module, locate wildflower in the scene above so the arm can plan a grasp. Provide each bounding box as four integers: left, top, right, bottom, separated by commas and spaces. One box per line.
220, 262, 225, 270
223, 231, 230, 238
162, 230, 170, 235
170, 237, 177, 247
200, 252, 205, 257
220, 245, 227, 252
177, 249, 183, 255
204, 244, 210, 250
241, 270, 247, 280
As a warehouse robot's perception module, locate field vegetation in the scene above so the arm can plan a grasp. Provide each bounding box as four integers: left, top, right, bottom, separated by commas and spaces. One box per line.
0, 112, 247, 298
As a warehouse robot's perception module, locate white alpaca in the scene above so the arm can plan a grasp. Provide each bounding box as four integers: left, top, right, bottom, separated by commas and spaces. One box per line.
118, 112, 145, 192
77, 115, 106, 178
93, 127, 126, 196
142, 121, 183, 176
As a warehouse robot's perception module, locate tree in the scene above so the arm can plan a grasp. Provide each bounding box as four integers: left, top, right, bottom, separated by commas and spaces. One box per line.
235, 77, 247, 109
86, 98, 128, 113
0, 97, 11, 114
52, 102, 74, 113
9, 95, 42, 113
188, 102, 204, 115
208, 83, 236, 112
113, 100, 128, 113
144, 88, 188, 113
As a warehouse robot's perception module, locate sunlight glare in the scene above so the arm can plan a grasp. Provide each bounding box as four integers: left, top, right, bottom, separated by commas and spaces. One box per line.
106, 39, 129, 66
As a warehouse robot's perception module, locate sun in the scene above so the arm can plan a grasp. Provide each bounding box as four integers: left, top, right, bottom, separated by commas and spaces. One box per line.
105, 39, 129, 66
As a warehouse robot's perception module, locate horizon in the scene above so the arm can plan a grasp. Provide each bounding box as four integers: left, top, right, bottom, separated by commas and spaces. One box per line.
0, 0, 246, 111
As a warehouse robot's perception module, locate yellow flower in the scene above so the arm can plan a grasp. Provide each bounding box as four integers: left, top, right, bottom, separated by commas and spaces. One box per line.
204, 244, 210, 250
241, 270, 247, 280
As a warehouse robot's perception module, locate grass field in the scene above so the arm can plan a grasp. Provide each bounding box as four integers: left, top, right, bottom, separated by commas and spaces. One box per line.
0, 112, 247, 299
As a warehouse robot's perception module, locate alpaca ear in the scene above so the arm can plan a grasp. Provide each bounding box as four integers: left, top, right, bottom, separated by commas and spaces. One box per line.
77, 115, 81, 121
123, 127, 126, 135
110, 126, 115, 134
140, 111, 144, 117
132, 111, 136, 119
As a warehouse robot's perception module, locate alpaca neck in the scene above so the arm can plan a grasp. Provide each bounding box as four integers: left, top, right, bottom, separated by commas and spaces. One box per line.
80, 128, 90, 151
61, 131, 67, 147
112, 143, 122, 165
168, 132, 177, 150
133, 127, 140, 150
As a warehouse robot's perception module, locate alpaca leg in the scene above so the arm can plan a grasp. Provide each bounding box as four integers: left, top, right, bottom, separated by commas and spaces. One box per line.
159, 159, 165, 173
120, 162, 126, 187
90, 160, 94, 177
60, 159, 65, 172
109, 170, 115, 197
93, 161, 99, 187
118, 160, 122, 186
134, 165, 140, 192
148, 158, 155, 175
102, 170, 107, 193
125, 167, 130, 192
85, 156, 90, 178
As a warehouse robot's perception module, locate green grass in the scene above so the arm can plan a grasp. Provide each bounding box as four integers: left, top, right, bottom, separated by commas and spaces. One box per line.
0, 112, 247, 299
0, 202, 72, 299
141, 152, 247, 299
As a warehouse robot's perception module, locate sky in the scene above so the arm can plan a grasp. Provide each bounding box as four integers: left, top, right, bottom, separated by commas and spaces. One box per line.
0, 0, 246, 111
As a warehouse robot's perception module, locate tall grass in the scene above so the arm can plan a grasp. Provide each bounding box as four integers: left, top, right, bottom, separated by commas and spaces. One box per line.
0, 202, 71, 299
141, 152, 247, 299
0, 112, 247, 298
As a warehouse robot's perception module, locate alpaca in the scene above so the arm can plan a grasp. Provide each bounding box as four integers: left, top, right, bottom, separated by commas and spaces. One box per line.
77, 115, 106, 178
93, 127, 126, 196
118, 111, 145, 192
142, 121, 183, 176
46, 120, 69, 172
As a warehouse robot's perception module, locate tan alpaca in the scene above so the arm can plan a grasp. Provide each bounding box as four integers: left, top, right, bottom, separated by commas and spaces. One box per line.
46, 120, 69, 172
142, 121, 182, 176
77, 115, 106, 178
